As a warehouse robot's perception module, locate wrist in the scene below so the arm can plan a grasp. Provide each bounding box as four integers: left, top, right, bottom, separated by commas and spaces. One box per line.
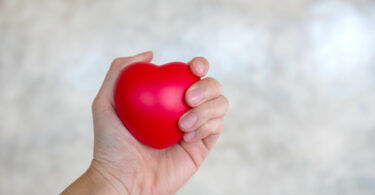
61, 160, 130, 195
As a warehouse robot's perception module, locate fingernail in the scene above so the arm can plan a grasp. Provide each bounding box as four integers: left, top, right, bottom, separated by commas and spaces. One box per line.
195, 61, 204, 74
184, 131, 196, 141
180, 112, 197, 131
188, 89, 204, 105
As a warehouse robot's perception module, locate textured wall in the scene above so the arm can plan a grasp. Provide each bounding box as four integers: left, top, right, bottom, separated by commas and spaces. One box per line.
1, 0, 375, 194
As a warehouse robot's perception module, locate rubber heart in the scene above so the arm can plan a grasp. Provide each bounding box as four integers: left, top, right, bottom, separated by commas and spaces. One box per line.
114, 62, 200, 149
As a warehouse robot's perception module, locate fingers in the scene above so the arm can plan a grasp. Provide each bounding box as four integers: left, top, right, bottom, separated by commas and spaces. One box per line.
179, 95, 229, 133
92, 51, 153, 114
188, 57, 209, 77
185, 77, 222, 107
181, 56, 228, 145
183, 118, 224, 142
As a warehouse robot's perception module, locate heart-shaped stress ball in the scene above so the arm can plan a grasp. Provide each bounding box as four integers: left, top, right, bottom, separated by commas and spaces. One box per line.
114, 62, 200, 149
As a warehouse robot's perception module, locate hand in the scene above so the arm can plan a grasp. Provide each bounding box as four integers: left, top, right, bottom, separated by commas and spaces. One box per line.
62, 51, 229, 195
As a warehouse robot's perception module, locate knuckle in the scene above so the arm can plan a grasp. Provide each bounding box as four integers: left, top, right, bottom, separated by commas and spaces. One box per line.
201, 106, 211, 121
112, 58, 122, 65
199, 123, 210, 135
215, 95, 225, 107
210, 96, 228, 117
204, 119, 224, 135
204, 77, 215, 85
207, 99, 219, 118
191, 77, 221, 93
197, 122, 214, 139
202, 121, 214, 132
205, 77, 222, 92
195, 105, 210, 123
220, 95, 229, 111
217, 118, 225, 133
216, 126, 223, 135
187, 81, 201, 92
91, 96, 110, 114
111, 57, 129, 68
91, 96, 100, 111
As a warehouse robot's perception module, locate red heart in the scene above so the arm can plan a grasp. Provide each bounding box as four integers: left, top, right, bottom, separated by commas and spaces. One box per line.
114, 62, 200, 149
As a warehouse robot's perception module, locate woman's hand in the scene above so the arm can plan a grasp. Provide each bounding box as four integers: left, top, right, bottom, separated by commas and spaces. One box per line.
62, 51, 229, 195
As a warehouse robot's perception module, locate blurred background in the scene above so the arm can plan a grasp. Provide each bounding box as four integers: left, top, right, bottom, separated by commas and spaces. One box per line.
1, 0, 375, 194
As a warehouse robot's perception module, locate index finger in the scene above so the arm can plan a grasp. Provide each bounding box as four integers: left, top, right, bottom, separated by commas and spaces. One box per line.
188, 57, 210, 77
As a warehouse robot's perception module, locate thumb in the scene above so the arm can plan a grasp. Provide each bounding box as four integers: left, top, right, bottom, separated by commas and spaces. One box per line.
92, 51, 154, 114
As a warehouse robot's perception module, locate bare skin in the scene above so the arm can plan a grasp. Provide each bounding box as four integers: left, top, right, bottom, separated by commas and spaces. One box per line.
62, 51, 229, 195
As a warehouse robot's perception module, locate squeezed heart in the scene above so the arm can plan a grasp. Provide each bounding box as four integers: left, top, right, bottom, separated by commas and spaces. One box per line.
114, 62, 199, 149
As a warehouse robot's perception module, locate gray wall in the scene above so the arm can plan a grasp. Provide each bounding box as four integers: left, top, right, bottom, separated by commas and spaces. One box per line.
1, 0, 375, 194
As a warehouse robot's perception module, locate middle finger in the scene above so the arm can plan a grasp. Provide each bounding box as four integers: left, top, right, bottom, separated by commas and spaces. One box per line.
185, 77, 222, 107
179, 95, 229, 132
